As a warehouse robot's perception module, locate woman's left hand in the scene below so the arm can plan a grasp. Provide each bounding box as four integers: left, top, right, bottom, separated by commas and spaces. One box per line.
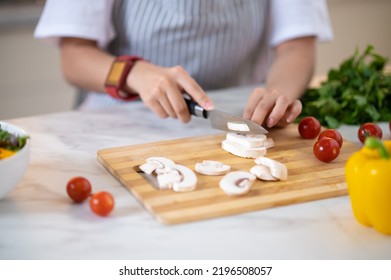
243, 87, 302, 128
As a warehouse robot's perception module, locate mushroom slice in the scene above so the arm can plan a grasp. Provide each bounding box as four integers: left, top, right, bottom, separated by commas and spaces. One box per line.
264, 137, 275, 149
254, 157, 288, 181
219, 171, 256, 196
139, 160, 161, 175
171, 165, 197, 192
226, 133, 266, 148
140, 156, 175, 175
195, 160, 231, 176
250, 165, 278, 181
222, 139, 266, 159
157, 169, 181, 190
227, 122, 250, 132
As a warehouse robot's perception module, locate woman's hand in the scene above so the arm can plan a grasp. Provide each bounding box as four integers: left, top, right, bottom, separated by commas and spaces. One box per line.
127, 61, 214, 123
244, 36, 315, 128
243, 88, 302, 127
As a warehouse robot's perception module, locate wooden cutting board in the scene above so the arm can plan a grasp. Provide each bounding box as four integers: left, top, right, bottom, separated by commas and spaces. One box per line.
97, 125, 359, 224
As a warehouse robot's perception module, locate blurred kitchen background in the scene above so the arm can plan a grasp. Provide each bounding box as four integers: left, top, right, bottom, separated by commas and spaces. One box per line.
1, 0, 391, 120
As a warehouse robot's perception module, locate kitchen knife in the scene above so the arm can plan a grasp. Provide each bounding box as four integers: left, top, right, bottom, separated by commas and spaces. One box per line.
184, 97, 268, 134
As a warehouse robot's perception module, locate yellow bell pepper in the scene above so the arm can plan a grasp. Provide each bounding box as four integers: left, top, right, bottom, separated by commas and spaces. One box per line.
345, 137, 391, 235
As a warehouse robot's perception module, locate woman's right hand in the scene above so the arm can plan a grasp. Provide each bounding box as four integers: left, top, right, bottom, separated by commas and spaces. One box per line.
127, 61, 214, 123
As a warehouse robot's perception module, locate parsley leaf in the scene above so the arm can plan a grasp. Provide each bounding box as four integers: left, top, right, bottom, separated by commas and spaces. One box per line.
299, 45, 391, 128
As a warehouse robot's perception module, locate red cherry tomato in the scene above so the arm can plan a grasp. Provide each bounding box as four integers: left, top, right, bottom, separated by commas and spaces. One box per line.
66, 177, 92, 203
357, 122, 383, 144
318, 129, 343, 148
89, 191, 115, 216
389, 120, 391, 132
313, 138, 340, 163
298, 116, 321, 139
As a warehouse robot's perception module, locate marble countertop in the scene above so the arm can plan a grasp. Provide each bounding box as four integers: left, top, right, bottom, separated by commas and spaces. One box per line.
1, 85, 390, 260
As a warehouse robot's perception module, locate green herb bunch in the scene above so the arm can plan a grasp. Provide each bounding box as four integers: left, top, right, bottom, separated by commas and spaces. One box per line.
299, 45, 391, 128
0, 125, 29, 151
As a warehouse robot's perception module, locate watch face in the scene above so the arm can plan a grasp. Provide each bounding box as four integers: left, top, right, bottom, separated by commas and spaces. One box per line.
105, 61, 126, 86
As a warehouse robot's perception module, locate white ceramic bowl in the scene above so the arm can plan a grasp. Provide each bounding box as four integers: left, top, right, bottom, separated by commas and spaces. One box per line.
0, 121, 30, 199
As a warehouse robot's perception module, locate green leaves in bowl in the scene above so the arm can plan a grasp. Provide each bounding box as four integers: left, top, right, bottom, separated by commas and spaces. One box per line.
299, 45, 391, 128
0, 125, 29, 152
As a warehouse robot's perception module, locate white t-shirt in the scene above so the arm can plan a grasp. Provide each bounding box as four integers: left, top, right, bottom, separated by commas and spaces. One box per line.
34, 0, 333, 109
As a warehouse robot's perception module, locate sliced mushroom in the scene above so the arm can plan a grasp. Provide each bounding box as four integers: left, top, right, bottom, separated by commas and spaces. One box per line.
195, 160, 231, 176
139, 156, 175, 175
202, 160, 224, 166
264, 137, 275, 149
219, 171, 256, 196
227, 122, 250, 132
226, 133, 266, 148
170, 164, 197, 192
250, 165, 278, 181
222, 139, 266, 159
139, 160, 161, 175
157, 169, 181, 190
254, 156, 288, 181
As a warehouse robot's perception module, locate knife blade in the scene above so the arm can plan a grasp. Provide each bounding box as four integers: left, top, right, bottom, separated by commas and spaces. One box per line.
184, 97, 268, 134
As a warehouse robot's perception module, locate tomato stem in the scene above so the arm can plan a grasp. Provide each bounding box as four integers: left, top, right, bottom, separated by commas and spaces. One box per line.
365, 137, 390, 159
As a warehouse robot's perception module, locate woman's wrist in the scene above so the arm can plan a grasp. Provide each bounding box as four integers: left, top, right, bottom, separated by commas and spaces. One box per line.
125, 59, 148, 95
104, 55, 144, 100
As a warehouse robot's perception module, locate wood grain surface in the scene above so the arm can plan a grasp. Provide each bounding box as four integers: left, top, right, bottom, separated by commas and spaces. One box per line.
97, 125, 359, 224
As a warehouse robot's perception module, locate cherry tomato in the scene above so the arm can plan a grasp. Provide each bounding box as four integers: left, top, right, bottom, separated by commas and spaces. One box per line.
357, 122, 382, 144
89, 191, 115, 216
298, 116, 321, 139
313, 138, 340, 163
318, 129, 343, 148
389, 120, 391, 132
66, 177, 92, 203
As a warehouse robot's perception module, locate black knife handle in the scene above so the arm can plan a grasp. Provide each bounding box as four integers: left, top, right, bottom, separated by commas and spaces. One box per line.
184, 97, 208, 119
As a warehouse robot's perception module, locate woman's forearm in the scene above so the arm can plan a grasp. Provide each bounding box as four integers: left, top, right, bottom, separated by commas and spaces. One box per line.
59, 37, 214, 123
60, 38, 115, 93
266, 36, 316, 100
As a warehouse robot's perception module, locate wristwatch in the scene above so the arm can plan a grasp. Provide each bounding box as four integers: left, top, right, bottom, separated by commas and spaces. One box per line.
104, 55, 143, 100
